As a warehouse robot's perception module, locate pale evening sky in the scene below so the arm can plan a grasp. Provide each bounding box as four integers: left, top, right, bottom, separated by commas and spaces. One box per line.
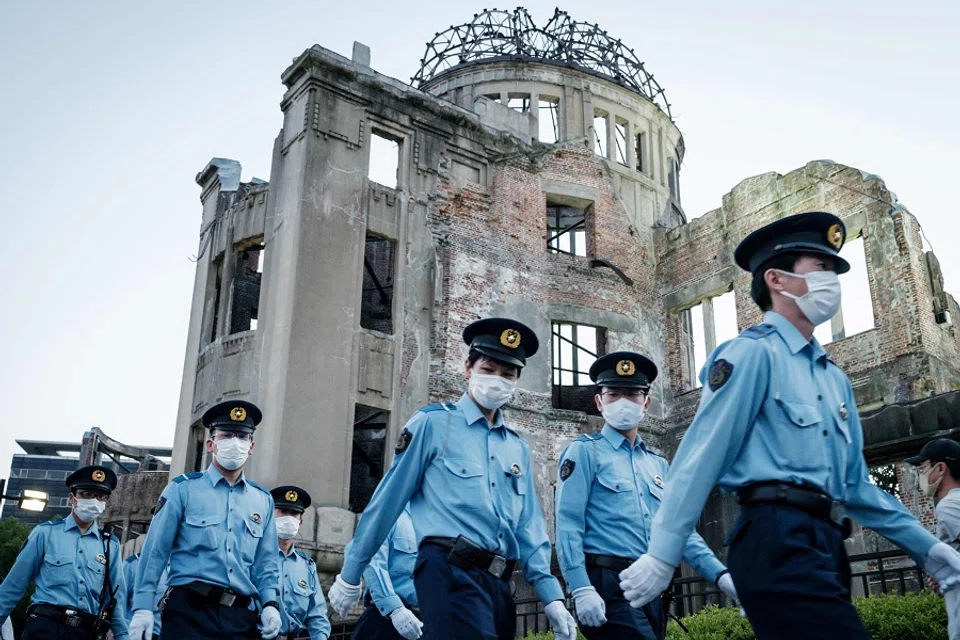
0, 1, 956, 482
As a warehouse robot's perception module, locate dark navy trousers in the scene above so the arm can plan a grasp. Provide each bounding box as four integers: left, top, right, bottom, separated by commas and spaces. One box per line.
727, 503, 870, 640
22, 614, 90, 640
352, 602, 404, 640
413, 543, 515, 640
579, 566, 664, 640
158, 587, 260, 640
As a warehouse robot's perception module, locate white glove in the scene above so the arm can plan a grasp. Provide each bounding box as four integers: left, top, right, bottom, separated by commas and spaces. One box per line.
544, 600, 578, 640
128, 609, 155, 640
260, 605, 282, 640
925, 542, 960, 592
618, 554, 674, 608
717, 573, 740, 606
327, 574, 363, 616
572, 586, 607, 627
1, 617, 14, 640
388, 606, 424, 639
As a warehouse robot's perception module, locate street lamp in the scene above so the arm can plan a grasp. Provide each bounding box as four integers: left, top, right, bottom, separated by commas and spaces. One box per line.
0, 478, 48, 513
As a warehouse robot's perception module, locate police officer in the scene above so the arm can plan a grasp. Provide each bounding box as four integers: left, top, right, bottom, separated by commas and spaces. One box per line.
270, 486, 331, 640
0, 465, 128, 640
328, 318, 578, 640
556, 352, 738, 639
128, 401, 282, 640
616, 212, 960, 638
123, 551, 168, 640
349, 504, 420, 640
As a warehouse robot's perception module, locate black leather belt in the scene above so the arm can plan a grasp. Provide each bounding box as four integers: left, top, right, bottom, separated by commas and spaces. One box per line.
421, 536, 517, 582
28, 604, 98, 631
178, 581, 253, 608
585, 553, 633, 573
738, 482, 853, 538
277, 630, 308, 640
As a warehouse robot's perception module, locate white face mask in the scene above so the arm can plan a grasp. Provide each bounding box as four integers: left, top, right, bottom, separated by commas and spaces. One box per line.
74, 498, 106, 523
275, 516, 301, 540
775, 270, 842, 327
469, 373, 517, 411
214, 437, 251, 470
919, 466, 943, 498
601, 398, 646, 431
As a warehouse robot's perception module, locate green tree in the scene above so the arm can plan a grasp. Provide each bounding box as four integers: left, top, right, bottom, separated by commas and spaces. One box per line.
870, 463, 900, 496
0, 517, 34, 638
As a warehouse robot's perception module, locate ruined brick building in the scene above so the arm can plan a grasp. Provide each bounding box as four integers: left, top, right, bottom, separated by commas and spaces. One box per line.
166, 8, 960, 590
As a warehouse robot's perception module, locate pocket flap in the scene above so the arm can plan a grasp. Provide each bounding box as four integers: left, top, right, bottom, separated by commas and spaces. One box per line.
184, 511, 226, 527
244, 518, 264, 538
597, 471, 633, 493
442, 457, 483, 478
778, 399, 821, 428
43, 554, 72, 567
392, 537, 418, 554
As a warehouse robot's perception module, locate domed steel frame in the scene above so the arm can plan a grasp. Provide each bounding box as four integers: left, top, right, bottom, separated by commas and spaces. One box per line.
412, 7, 674, 119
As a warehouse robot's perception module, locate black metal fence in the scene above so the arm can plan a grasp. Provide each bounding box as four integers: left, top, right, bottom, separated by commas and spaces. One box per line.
328, 550, 925, 639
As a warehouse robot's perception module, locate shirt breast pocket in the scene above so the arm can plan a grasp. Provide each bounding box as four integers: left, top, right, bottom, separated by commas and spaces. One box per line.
41, 554, 74, 586
774, 399, 822, 471
440, 457, 485, 510
86, 556, 106, 592
596, 470, 634, 508
182, 511, 226, 552
240, 517, 264, 563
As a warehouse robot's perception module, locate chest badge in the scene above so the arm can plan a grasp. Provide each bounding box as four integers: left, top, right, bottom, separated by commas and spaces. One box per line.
510, 463, 522, 477
653, 475, 664, 489
96, 553, 107, 565
298, 579, 308, 588
839, 402, 848, 420
251, 513, 262, 524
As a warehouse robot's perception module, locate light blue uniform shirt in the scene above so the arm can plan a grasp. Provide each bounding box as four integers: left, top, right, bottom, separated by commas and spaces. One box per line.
278, 546, 330, 640
648, 311, 940, 567
341, 394, 564, 604
0, 516, 128, 639
555, 425, 727, 591
133, 465, 280, 610
122, 554, 167, 634
350, 505, 418, 616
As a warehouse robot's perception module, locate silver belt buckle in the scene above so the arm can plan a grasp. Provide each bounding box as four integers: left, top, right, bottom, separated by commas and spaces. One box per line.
488, 555, 507, 578
219, 592, 237, 607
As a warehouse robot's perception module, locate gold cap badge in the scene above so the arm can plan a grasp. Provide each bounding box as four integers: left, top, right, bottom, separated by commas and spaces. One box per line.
617, 360, 636, 376
500, 328, 521, 349
285, 490, 299, 503
92, 469, 106, 482
231, 407, 247, 422
826, 223, 844, 250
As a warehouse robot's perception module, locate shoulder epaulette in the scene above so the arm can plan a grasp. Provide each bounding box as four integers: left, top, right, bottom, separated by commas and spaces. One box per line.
109, 533, 120, 543
38, 518, 61, 527
740, 323, 776, 340
172, 472, 204, 484
246, 479, 270, 494
419, 402, 456, 413
575, 433, 602, 443
294, 549, 314, 563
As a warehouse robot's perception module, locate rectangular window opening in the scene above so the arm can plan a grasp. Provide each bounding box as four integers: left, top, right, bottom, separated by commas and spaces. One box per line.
668, 157, 680, 202
507, 94, 531, 113
614, 119, 628, 165
815, 234, 875, 345
713, 290, 739, 345
538, 97, 560, 144
552, 322, 606, 413
546, 196, 591, 258
368, 130, 400, 189
689, 304, 706, 387
593, 110, 608, 158
635, 132, 645, 173
360, 234, 396, 334
350, 406, 388, 514
208, 258, 224, 344
229, 242, 263, 334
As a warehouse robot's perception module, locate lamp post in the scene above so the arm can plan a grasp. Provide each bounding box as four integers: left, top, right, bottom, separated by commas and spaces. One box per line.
0, 478, 49, 513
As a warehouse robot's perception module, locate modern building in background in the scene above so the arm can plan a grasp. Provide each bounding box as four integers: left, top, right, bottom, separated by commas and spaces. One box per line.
163, 6, 960, 600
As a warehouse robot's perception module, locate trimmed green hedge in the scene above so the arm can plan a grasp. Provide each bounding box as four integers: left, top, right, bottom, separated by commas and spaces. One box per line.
522, 591, 947, 640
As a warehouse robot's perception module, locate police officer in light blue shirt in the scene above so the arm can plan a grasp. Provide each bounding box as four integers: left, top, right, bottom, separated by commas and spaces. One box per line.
270, 486, 331, 640
349, 504, 419, 640
617, 212, 960, 639
129, 401, 282, 640
0, 465, 128, 640
556, 352, 737, 640
122, 553, 168, 640
328, 318, 578, 640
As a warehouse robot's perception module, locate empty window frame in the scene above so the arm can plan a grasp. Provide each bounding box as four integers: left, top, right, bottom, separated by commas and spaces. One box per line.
814, 234, 875, 344
360, 234, 396, 334
349, 406, 388, 513
614, 119, 629, 165
368, 130, 400, 189
546, 199, 590, 257
682, 289, 739, 389
552, 322, 605, 413
229, 242, 263, 334
593, 110, 608, 158
635, 132, 645, 173
668, 157, 681, 202
508, 94, 531, 113
208, 257, 224, 344
538, 97, 560, 143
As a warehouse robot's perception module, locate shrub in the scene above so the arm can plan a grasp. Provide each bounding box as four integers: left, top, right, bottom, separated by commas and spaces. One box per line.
664, 605, 754, 640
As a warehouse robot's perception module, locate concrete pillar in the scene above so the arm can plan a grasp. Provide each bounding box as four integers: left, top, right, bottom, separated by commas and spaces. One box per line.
625, 120, 635, 169
605, 113, 616, 162
702, 297, 718, 354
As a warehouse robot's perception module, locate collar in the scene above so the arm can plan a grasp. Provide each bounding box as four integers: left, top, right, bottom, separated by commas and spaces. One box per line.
64, 514, 100, 537
763, 311, 828, 364
206, 464, 246, 489
279, 544, 298, 558
601, 424, 646, 452
457, 394, 505, 431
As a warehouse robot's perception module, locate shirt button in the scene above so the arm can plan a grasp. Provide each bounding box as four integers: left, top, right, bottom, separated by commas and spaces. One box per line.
491, 482, 496, 487
229, 569, 233, 573
823, 430, 828, 436
490, 456, 495, 460
461, 468, 467, 474
498, 534, 503, 539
